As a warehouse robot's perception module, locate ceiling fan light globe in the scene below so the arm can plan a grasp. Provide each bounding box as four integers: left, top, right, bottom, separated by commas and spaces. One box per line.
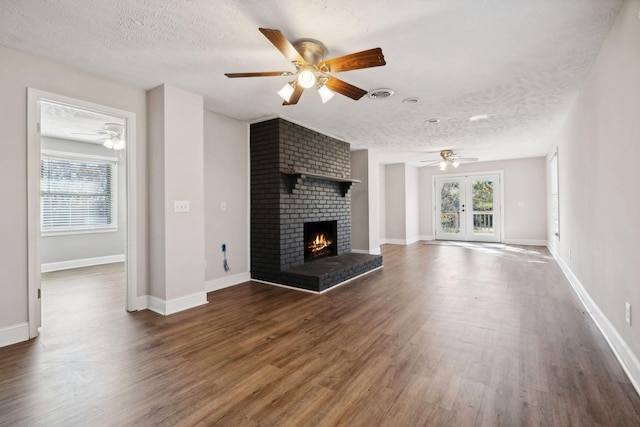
318, 85, 335, 103
452, 161, 460, 168
277, 82, 295, 102
298, 69, 316, 89
439, 161, 447, 171
112, 138, 126, 150
103, 138, 115, 149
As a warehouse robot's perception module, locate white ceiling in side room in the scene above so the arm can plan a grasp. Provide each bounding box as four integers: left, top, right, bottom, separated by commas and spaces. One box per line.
40, 101, 125, 145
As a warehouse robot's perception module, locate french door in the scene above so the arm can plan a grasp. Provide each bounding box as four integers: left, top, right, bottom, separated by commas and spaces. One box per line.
434, 173, 501, 242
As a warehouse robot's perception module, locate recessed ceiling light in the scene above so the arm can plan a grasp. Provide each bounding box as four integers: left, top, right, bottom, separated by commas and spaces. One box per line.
469, 114, 490, 122
402, 97, 420, 104
425, 118, 440, 124
367, 88, 394, 99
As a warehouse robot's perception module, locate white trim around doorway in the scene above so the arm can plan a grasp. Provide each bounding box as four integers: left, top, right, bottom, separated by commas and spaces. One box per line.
27, 88, 138, 339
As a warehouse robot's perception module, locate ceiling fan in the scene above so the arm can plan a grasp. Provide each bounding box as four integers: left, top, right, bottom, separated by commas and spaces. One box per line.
225, 28, 386, 105
72, 123, 125, 150
421, 149, 479, 170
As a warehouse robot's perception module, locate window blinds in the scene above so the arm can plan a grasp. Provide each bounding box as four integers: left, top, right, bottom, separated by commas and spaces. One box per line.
41, 154, 117, 233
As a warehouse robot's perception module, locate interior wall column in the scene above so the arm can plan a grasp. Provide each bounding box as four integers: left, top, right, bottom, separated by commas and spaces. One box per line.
147, 84, 207, 314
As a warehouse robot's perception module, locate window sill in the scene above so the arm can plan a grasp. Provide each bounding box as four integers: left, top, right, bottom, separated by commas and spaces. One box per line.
41, 227, 119, 237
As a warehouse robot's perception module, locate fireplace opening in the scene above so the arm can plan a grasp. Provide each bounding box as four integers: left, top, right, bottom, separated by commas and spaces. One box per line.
304, 220, 338, 261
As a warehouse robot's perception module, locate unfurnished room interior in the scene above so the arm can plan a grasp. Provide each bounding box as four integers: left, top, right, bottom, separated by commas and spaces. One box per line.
1, 0, 640, 425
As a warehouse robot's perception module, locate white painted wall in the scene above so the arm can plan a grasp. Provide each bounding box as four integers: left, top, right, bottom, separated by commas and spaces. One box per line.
419, 157, 547, 244
405, 164, 420, 243
383, 163, 420, 244
351, 150, 370, 251
203, 110, 250, 288
0, 44, 148, 342
367, 150, 381, 253
350, 149, 382, 254
40, 137, 126, 266
379, 163, 386, 243
147, 86, 167, 300
384, 164, 407, 242
547, 0, 640, 385
147, 84, 206, 307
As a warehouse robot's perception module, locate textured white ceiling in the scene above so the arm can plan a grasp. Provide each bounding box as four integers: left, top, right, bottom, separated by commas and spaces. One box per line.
40, 101, 125, 144
0, 0, 623, 164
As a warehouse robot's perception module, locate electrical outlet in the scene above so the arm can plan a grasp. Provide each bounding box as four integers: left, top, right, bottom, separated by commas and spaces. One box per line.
569, 249, 572, 260
220, 201, 227, 211
626, 302, 632, 326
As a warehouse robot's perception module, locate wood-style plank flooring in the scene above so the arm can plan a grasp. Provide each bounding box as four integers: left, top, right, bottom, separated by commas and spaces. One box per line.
1, 243, 640, 426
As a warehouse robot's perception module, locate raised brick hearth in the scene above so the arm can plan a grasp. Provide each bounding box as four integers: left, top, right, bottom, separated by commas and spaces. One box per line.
250, 118, 382, 292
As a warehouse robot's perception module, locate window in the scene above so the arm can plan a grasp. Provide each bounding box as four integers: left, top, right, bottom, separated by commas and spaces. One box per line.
550, 149, 559, 238
41, 151, 117, 235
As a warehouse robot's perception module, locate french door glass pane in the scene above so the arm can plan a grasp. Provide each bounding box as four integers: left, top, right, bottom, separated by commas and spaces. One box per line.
471, 179, 494, 235
440, 182, 460, 233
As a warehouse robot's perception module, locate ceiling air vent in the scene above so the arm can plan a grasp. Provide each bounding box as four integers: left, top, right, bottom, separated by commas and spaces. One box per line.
367, 88, 394, 99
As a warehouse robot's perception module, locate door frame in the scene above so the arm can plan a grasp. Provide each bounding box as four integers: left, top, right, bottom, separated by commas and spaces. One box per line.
27, 88, 138, 338
431, 170, 505, 243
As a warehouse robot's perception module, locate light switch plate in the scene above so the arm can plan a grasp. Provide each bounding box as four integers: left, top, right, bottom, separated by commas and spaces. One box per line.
174, 200, 190, 212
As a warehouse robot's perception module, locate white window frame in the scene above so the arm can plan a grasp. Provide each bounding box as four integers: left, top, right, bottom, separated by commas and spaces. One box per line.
41, 149, 118, 236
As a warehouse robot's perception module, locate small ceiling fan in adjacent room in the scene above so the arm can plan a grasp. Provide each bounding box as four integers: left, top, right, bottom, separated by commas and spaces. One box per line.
224, 28, 386, 105
73, 123, 125, 150
421, 149, 478, 171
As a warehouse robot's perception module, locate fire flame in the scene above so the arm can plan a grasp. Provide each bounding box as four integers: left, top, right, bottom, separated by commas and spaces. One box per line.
309, 233, 333, 253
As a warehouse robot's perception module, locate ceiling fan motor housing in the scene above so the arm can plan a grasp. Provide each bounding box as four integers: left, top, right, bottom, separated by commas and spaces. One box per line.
293, 39, 327, 67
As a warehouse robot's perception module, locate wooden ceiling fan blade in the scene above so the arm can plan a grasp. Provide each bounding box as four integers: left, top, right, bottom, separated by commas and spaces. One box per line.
283, 85, 304, 106
320, 48, 386, 73
325, 77, 368, 100
259, 28, 306, 65
225, 71, 292, 78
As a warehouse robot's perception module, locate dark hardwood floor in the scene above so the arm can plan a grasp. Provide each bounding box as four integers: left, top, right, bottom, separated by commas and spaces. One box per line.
1, 243, 640, 426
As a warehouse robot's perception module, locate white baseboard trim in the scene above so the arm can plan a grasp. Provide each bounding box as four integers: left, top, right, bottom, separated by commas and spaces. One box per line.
384, 238, 408, 245
419, 235, 434, 241
503, 239, 548, 246
382, 238, 421, 246
548, 245, 640, 396
42, 254, 125, 273
406, 236, 420, 245
145, 292, 208, 316
351, 248, 382, 255
205, 272, 251, 293
0, 322, 29, 348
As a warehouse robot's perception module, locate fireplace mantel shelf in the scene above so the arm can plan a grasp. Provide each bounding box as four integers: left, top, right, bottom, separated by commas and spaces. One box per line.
281, 169, 360, 196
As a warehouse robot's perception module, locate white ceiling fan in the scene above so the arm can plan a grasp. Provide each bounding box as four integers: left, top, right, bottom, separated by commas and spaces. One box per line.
72, 122, 125, 150
421, 149, 478, 170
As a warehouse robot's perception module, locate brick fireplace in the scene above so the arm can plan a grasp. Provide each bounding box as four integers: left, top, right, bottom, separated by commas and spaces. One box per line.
250, 118, 382, 292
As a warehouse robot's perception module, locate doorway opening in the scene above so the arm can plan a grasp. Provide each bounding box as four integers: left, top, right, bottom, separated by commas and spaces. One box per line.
434, 172, 502, 243
27, 89, 138, 338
